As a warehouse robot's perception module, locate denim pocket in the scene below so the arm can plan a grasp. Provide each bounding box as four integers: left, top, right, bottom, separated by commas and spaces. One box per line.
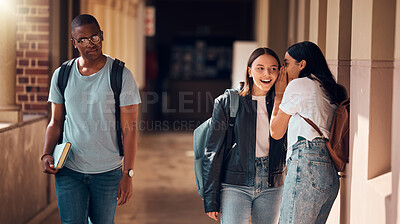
287, 157, 292, 167
307, 160, 333, 193
287, 157, 298, 167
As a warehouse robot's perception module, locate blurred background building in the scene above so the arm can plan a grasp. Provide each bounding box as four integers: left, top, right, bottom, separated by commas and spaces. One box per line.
0, 0, 399, 223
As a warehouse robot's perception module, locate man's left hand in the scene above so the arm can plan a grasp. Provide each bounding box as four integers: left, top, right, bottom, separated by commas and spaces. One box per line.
117, 175, 133, 205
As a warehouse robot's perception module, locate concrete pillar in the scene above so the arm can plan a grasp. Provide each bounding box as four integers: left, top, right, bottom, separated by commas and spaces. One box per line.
127, 1, 138, 78
121, 0, 129, 64
287, 0, 297, 46
268, 0, 289, 61
125, 2, 135, 74
135, 0, 145, 89
255, 0, 269, 47
324, 2, 351, 223
84, 0, 144, 89
67, 0, 74, 59
326, 0, 352, 96
296, 0, 310, 42
350, 0, 395, 223
90, 2, 106, 39
309, 0, 327, 54
103, 0, 115, 57
254, 0, 289, 61
0, 0, 21, 123
391, 0, 400, 223
50, 0, 61, 73
114, 0, 122, 58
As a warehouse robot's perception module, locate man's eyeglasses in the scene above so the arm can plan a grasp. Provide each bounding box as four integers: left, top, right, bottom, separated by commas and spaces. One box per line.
72, 34, 102, 47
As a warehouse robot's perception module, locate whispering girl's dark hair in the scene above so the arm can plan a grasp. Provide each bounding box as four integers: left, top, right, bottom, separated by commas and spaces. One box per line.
240, 47, 281, 96
287, 41, 348, 104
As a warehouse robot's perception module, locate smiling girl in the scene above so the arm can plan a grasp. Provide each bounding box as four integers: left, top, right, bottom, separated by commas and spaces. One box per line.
203, 48, 287, 224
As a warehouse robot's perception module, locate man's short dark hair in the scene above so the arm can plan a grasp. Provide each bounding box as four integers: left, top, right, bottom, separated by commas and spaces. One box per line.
71, 14, 101, 32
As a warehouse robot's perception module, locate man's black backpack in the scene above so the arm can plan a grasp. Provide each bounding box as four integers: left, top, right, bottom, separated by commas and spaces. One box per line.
57, 58, 126, 156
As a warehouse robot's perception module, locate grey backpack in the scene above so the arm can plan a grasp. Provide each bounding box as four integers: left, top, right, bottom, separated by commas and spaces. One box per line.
193, 89, 239, 199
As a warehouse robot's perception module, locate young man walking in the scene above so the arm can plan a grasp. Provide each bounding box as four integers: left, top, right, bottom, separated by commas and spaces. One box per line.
41, 14, 141, 223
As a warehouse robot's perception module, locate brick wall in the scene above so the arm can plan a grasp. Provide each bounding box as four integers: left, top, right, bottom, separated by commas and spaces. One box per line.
16, 0, 50, 115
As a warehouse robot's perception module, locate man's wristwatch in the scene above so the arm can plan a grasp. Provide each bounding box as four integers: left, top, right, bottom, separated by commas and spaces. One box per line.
123, 169, 135, 177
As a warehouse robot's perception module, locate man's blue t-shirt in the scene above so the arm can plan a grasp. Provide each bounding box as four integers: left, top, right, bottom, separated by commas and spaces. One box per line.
48, 56, 141, 174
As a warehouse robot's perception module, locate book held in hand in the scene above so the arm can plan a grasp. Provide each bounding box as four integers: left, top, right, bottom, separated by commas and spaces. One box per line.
52, 142, 72, 169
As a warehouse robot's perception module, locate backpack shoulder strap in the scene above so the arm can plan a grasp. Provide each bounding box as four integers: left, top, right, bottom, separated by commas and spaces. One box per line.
56, 58, 76, 144
341, 98, 350, 109
224, 89, 239, 151
110, 58, 125, 96
225, 89, 239, 119
57, 58, 77, 99
300, 98, 350, 138
299, 114, 324, 137
110, 58, 125, 156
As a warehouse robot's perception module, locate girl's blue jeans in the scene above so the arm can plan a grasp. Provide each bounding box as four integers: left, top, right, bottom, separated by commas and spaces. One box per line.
220, 156, 283, 224
279, 138, 340, 224
55, 167, 122, 224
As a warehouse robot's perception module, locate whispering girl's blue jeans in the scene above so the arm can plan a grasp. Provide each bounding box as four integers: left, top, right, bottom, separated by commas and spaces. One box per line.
55, 167, 122, 224
220, 156, 283, 224
279, 138, 340, 224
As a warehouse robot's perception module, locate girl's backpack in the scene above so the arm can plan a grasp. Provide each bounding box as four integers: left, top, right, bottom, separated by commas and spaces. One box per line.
301, 98, 350, 172
193, 89, 239, 199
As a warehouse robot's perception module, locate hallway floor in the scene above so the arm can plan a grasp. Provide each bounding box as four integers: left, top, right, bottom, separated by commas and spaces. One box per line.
41, 132, 215, 224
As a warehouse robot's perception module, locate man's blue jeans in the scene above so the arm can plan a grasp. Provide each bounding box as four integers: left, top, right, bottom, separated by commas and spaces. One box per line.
279, 138, 340, 224
55, 167, 122, 224
220, 156, 283, 224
